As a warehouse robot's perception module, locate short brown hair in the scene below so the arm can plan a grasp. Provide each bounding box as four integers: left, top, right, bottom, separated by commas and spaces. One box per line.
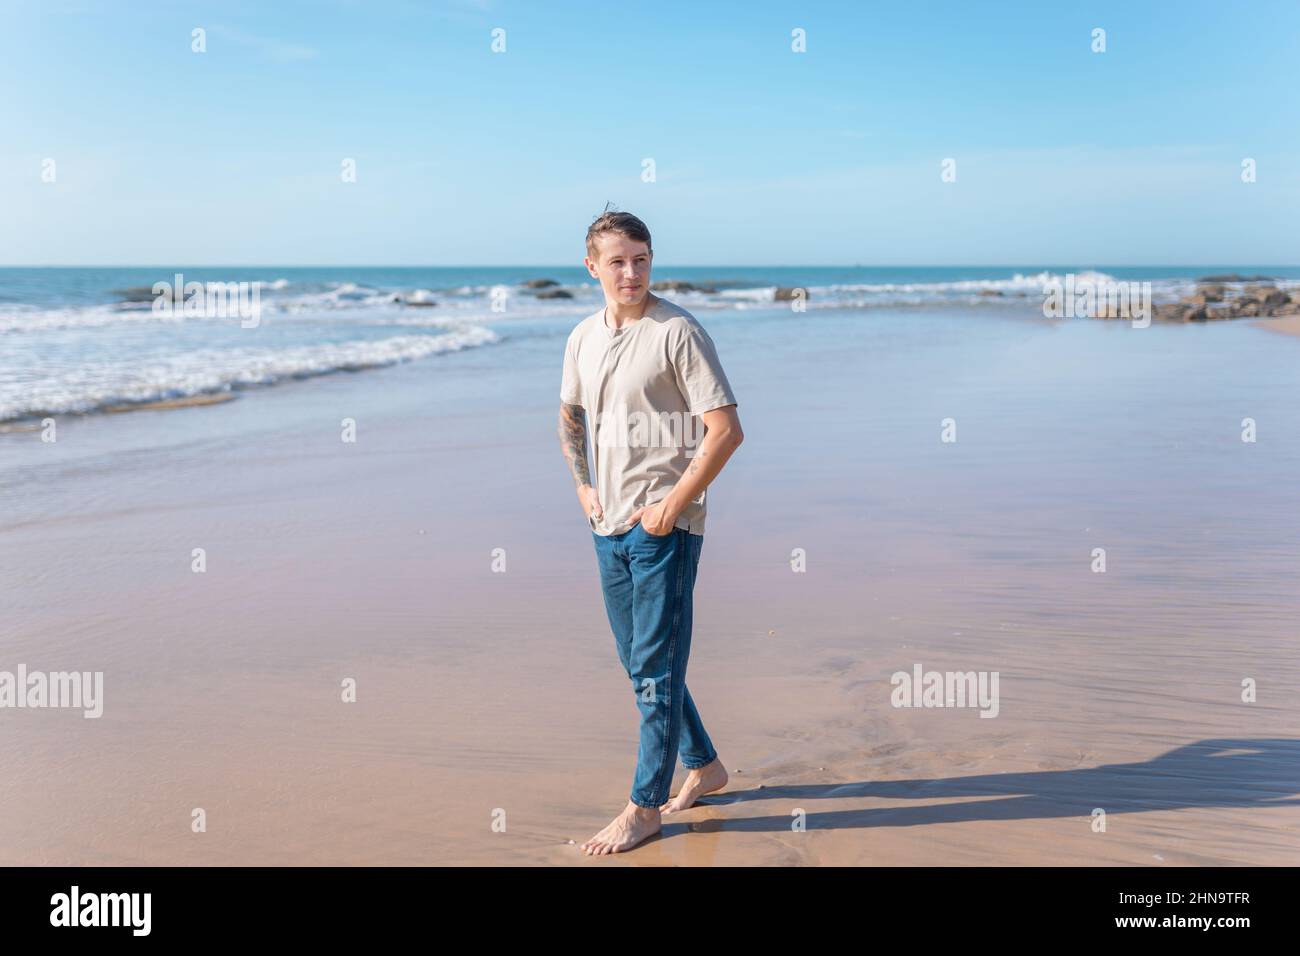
585, 208, 652, 262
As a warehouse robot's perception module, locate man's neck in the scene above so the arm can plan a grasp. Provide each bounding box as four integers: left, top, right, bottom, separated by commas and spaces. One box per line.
605, 292, 658, 330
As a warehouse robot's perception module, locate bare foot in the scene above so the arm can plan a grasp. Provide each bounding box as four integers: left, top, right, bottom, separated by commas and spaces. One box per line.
580, 801, 661, 855
659, 758, 729, 813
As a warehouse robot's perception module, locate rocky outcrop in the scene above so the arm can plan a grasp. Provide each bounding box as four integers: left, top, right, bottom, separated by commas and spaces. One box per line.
522, 278, 559, 289
1251, 288, 1289, 310
392, 293, 437, 307
536, 289, 574, 299
774, 286, 809, 301
650, 280, 717, 293
1154, 283, 1299, 322
115, 286, 164, 302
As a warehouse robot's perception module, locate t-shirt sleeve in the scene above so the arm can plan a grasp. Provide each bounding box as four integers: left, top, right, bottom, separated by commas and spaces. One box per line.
560, 334, 582, 406
672, 319, 737, 415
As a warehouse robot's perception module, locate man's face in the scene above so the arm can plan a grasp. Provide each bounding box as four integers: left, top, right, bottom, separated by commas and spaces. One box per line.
585, 233, 652, 306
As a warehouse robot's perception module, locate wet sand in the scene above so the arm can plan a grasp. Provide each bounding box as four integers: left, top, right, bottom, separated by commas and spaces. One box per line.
1255, 315, 1300, 338
103, 393, 238, 414
2, 306, 1299, 865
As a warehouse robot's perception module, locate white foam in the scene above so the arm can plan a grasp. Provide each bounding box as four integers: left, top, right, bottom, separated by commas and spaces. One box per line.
717, 287, 781, 302
0, 326, 501, 421
0, 304, 192, 333
819, 271, 1117, 295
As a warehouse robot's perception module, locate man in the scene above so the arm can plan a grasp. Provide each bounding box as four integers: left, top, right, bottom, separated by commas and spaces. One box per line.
558, 209, 744, 855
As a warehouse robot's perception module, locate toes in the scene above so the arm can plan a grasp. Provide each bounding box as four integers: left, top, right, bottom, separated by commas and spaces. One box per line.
661, 794, 685, 813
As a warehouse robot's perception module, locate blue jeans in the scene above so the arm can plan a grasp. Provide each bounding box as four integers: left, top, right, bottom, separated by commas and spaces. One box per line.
592, 523, 718, 808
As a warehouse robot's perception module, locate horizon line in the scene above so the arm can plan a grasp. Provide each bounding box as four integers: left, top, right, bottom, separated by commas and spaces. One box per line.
4, 263, 1300, 270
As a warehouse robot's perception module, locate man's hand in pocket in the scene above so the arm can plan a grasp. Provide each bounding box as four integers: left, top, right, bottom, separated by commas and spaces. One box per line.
630, 499, 678, 536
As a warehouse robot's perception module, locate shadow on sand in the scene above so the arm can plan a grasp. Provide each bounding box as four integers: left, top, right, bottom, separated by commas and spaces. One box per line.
670, 738, 1300, 835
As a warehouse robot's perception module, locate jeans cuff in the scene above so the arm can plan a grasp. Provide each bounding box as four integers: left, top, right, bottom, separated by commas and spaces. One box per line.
629, 794, 661, 809
680, 752, 717, 770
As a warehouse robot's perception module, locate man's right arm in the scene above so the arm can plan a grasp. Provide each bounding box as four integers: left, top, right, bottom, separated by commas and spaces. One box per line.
558, 403, 603, 521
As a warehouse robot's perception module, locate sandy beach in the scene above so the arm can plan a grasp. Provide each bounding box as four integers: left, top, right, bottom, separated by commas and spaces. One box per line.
3, 300, 1299, 866
1256, 315, 1300, 338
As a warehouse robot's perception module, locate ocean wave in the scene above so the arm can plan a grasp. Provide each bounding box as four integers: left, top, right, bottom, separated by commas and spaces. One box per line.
0, 303, 197, 333
0, 297, 555, 332
819, 271, 1115, 294
716, 287, 780, 302
0, 325, 500, 422
10, 273, 1298, 335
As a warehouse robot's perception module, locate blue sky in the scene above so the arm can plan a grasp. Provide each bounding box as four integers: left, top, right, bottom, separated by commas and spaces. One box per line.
3, 0, 1299, 265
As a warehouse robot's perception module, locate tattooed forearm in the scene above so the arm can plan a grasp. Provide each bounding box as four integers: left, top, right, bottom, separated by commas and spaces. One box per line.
558, 403, 592, 487
661, 408, 743, 518
686, 449, 709, 477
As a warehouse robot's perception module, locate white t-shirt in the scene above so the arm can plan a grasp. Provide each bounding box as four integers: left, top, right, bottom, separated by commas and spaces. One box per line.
560, 295, 737, 536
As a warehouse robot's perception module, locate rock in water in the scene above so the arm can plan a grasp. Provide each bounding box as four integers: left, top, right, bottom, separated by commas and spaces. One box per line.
1196, 273, 1275, 283
650, 280, 718, 293
1258, 289, 1290, 310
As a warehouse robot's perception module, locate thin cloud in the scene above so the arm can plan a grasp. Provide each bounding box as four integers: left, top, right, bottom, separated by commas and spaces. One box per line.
210, 26, 320, 63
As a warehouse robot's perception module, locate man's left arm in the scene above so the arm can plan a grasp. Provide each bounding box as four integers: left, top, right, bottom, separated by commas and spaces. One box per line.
634, 404, 743, 533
